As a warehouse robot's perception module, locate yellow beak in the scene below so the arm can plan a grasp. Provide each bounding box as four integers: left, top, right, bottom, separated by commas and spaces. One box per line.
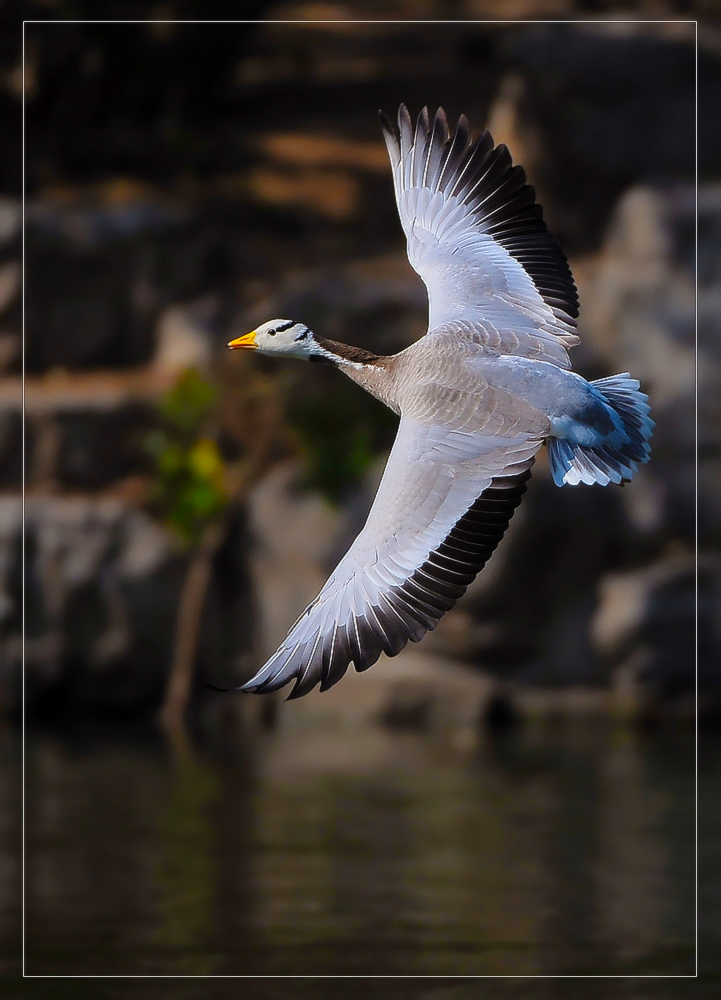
227, 330, 257, 350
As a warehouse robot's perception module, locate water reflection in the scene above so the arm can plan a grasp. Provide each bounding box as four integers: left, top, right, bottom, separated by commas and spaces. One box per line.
22, 713, 695, 976
154, 748, 222, 974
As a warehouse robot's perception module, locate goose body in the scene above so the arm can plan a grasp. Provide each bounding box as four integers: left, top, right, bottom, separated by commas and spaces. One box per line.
228, 105, 653, 698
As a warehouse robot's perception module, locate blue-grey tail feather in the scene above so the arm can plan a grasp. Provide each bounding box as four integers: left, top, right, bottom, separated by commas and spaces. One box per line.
549, 374, 653, 487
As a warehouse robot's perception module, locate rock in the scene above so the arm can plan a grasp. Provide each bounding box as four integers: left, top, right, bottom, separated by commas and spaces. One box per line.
7, 17, 712, 726
245, 460, 341, 664
1, 497, 253, 718
24, 195, 234, 373
153, 297, 218, 375
582, 184, 719, 548
480, 690, 522, 731
581, 186, 696, 399
503, 24, 702, 249
266, 645, 496, 737
236, 251, 427, 358
378, 683, 434, 731
443, 462, 631, 687
593, 554, 720, 721
0, 368, 174, 493
55, 404, 154, 491
25, 219, 158, 372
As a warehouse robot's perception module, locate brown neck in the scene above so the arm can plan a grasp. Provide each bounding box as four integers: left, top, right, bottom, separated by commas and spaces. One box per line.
312, 336, 398, 412
312, 336, 384, 366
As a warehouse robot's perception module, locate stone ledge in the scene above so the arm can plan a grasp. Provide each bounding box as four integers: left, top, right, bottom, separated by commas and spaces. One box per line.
0, 367, 175, 414
258, 648, 621, 735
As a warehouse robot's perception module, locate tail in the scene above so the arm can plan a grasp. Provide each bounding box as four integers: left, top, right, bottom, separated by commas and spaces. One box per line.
548, 374, 653, 487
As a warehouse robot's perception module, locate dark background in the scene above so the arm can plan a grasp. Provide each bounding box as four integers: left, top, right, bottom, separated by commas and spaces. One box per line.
1, 2, 719, 993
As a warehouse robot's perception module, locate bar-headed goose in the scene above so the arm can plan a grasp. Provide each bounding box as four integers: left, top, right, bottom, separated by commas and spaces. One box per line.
228, 105, 653, 699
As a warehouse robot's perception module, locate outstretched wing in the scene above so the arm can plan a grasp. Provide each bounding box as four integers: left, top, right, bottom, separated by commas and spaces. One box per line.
241, 386, 548, 699
379, 104, 580, 368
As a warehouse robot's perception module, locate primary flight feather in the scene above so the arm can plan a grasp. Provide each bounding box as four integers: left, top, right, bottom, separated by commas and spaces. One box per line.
227, 105, 653, 699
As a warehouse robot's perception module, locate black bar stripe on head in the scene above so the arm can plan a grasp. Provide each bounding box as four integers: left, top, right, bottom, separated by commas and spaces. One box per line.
275, 320, 295, 332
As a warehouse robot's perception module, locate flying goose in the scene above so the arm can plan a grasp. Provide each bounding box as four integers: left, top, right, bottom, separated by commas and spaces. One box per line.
227, 105, 653, 699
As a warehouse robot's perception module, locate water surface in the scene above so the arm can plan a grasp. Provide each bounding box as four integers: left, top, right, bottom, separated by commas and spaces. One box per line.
21, 711, 696, 978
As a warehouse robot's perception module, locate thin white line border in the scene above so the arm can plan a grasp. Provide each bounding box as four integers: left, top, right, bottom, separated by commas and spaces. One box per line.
20, 13, 700, 981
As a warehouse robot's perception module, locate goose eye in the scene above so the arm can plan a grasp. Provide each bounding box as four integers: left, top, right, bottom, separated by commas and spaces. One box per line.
268, 330, 276, 337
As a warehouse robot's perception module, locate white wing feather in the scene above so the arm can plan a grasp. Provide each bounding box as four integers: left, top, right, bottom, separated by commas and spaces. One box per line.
242, 412, 544, 697
380, 105, 580, 368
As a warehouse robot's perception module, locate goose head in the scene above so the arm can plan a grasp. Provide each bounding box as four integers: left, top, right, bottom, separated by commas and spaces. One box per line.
228, 319, 318, 360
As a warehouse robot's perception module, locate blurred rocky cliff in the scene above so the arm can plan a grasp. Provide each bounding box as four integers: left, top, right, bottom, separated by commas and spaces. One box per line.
2, 11, 716, 723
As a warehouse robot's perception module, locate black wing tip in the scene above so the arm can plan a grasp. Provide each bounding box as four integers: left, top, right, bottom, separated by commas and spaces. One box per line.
237, 660, 321, 700
284, 681, 306, 701
380, 104, 578, 326
383, 105, 478, 156
390, 104, 461, 135
433, 105, 449, 131
378, 108, 393, 131
204, 679, 237, 693
385, 105, 494, 152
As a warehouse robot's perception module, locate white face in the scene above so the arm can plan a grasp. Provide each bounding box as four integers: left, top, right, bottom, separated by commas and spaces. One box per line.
228, 319, 315, 358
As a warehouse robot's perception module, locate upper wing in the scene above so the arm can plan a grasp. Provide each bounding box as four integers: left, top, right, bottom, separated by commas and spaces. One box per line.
379, 105, 580, 368
241, 387, 548, 699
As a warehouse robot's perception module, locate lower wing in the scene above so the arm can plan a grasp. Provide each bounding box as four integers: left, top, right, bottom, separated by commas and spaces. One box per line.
240, 410, 545, 699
